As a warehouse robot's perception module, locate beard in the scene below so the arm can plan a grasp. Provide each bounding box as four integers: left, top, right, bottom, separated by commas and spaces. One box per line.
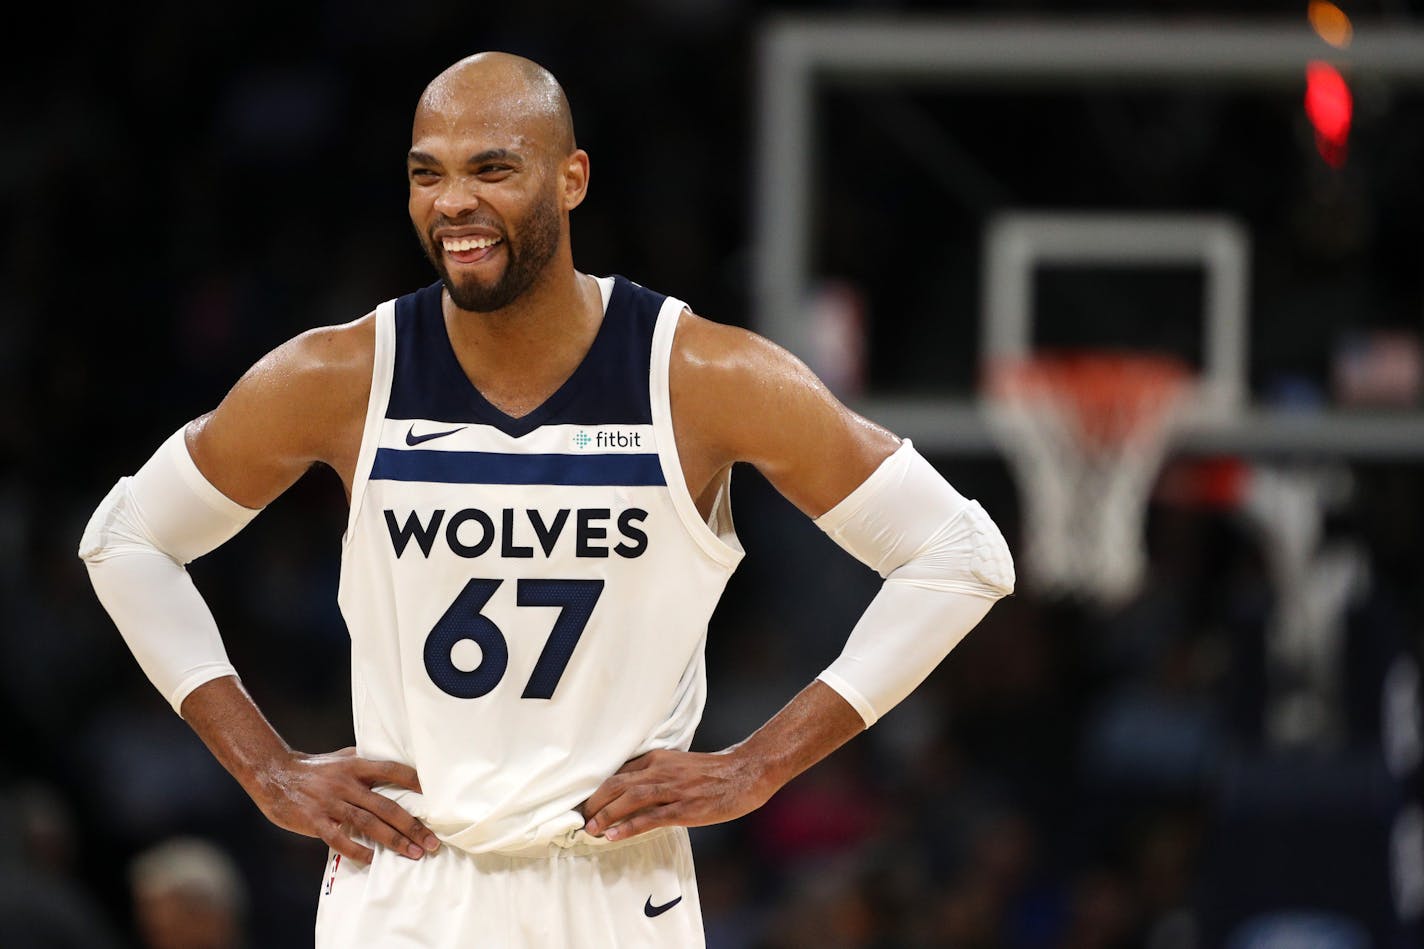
420, 190, 563, 313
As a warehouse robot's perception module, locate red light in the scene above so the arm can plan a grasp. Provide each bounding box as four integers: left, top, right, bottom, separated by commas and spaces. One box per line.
1305, 61, 1352, 168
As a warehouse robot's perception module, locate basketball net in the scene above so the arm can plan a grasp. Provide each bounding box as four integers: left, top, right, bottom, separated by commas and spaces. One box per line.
984, 352, 1193, 607
1239, 464, 1362, 748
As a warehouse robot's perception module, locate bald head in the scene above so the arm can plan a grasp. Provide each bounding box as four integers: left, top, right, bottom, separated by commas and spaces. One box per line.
407, 52, 590, 313
417, 52, 575, 157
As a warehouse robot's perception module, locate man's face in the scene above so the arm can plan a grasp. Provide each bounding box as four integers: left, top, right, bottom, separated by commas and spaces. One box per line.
407, 106, 566, 312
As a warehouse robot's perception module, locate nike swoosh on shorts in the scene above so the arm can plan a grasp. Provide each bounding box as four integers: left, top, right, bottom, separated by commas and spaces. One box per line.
644, 895, 682, 917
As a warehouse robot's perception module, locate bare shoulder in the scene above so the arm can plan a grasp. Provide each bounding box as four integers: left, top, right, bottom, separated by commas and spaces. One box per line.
187, 313, 377, 508
668, 310, 898, 518
670, 311, 819, 392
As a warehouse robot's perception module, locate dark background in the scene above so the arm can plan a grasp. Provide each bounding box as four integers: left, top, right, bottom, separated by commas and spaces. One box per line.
4, 2, 1423, 947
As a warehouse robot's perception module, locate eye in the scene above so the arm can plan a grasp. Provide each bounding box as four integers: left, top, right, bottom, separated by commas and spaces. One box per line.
478, 164, 514, 180
409, 168, 439, 182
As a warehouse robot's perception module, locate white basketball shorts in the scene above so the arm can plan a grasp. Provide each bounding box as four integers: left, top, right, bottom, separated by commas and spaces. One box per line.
314, 826, 703, 948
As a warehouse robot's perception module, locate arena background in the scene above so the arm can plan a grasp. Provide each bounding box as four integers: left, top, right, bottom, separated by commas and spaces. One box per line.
4, 1, 1423, 947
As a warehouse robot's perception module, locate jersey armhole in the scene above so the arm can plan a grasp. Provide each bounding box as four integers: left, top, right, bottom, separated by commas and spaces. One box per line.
342, 300, 396, 548
649, 301, 744, 569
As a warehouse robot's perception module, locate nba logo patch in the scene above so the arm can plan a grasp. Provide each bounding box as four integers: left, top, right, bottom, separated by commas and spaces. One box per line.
324, 853, 341, 895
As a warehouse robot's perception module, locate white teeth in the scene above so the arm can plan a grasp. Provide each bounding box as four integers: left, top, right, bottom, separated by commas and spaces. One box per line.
442, 236, 500, 252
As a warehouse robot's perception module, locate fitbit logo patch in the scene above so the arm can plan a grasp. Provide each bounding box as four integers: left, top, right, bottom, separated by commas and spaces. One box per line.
571, 429, 644, 450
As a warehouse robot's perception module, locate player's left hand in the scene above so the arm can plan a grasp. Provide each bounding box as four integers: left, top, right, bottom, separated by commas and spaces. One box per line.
579, 748, 774, 842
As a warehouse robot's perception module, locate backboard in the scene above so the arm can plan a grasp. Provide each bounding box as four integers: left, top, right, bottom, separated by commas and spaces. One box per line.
753, 18, 1424, 457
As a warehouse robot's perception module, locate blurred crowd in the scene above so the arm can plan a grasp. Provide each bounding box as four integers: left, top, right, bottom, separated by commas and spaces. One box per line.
4, 1, 1423, 947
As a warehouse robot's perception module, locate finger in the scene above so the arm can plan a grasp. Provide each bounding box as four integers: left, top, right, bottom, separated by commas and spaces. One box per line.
342, 803, 426, 861
357, 758, 423, 794
582, 778, 643, 832
580, 772, 638, 822
320, 825, 375, 866
357, 789, 441, 853
613, 753, 656, 775
604, 804, 683, 842
586, 783, 673, 836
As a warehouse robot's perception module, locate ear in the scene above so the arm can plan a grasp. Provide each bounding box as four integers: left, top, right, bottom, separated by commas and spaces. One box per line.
560, 149, 590, 211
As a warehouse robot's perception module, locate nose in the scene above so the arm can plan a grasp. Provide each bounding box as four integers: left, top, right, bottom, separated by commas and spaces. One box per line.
433, 175, 480, 219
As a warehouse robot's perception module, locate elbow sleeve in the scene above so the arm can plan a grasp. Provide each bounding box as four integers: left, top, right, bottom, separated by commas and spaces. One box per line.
813, 440, 1014, 725
79, 428, 261, 713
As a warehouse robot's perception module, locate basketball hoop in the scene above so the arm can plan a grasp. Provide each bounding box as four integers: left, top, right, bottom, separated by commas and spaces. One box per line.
984, 351, 1194, 607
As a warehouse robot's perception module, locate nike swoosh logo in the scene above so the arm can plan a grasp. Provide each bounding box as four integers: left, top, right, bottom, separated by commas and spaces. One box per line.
644, 895, 682, 918
405, 424, 466, 446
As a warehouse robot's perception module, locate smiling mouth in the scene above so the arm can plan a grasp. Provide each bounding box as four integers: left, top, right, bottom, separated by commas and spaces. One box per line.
441, 235, 503, 265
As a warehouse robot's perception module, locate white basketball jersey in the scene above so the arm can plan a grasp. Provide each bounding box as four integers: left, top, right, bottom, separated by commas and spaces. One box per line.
337, 275, 742, 854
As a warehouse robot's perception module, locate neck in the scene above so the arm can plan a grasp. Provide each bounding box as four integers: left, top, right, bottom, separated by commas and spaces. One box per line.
439, 251, 606, 416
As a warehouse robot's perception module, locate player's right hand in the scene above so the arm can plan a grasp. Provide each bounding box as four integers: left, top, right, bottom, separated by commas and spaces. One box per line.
256, 747, 441, 865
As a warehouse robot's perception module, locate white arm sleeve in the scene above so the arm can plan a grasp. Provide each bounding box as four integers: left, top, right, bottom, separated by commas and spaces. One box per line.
814, 439, 1014, 726
78, 428, 262, 714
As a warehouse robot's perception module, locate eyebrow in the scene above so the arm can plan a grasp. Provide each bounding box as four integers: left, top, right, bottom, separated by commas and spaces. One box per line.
406, 148, 525, 167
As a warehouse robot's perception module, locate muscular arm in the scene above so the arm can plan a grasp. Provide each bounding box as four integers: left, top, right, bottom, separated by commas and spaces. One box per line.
581, 678, 861, 842
186, 316, 374, 507
183, 676, 438, 864
583, 314, 1007, 841
83, 317, 439, 864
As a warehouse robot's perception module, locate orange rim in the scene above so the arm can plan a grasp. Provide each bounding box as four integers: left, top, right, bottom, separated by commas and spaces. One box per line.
986, 352, 1194, 451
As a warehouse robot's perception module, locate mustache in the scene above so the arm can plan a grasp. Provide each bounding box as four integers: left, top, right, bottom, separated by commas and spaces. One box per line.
429, 214, 505, 238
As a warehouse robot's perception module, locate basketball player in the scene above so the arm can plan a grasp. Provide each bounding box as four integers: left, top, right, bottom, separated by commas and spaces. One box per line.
80, 53, 1014, 947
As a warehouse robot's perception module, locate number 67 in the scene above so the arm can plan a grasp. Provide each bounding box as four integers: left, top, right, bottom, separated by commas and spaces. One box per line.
423, 578, 604, 700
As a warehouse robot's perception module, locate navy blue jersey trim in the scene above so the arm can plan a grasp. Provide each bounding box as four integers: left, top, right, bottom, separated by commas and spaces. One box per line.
384, 276, 666, 435
369, 448, 667, 486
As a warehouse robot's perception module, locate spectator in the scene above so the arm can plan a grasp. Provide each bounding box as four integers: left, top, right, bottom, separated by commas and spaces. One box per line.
130, 837, 248, 949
